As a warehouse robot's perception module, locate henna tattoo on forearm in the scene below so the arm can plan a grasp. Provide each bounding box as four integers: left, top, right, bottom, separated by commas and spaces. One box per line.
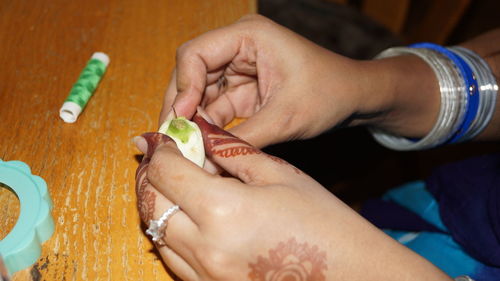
248, 238, 327, 281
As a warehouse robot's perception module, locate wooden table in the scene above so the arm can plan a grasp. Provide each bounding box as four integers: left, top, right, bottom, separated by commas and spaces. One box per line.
0, 1, 255, 280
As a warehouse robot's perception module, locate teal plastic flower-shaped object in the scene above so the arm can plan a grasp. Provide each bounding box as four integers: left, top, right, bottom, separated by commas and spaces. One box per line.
0, 160, 54, 277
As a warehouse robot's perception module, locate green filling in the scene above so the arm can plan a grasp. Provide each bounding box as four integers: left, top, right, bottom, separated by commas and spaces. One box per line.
166, 117, 195, 144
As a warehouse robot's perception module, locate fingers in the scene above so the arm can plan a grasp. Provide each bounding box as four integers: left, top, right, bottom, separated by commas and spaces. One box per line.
204, 94, 236, 128
156, 246, 199, 281
135, 133, 203, 270
223, 107, 284, 149
171, 26, 244, 120
136, 175, 200, 263
203, 79, 259, 126
139, 180, 201, 281
192, 115, 304, 185
160, 70, 222, 128
143, 132, 227, 221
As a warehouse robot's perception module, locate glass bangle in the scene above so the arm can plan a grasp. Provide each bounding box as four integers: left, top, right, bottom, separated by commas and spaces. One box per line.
371, 47, 466, 150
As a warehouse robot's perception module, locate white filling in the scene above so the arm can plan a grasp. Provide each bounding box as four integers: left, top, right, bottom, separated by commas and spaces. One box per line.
158, 117, 205, 168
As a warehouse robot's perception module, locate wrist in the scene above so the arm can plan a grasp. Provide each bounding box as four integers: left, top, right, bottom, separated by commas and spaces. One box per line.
353, 54, 440, 139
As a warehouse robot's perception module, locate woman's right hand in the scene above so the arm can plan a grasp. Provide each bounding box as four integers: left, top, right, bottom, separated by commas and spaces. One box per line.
135, 116, 453, 281
160, 14, 387, 148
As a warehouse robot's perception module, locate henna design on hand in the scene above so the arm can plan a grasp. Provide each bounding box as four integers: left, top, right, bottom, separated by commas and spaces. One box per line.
208, 134, 262, 158
248, 238, 327, 281
193, 115, 258, 158
193, 115, 302, 174
266, 155, 302, 175
135, 132, 174, 224
136, 178, 156, 223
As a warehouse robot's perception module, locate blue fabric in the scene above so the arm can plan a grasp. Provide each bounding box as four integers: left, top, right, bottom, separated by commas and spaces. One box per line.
384, 229, 478, 278
426, 153, 500, 266
382, 181, 447, 232
361, 197, 445, 233
360, 153, 500, 280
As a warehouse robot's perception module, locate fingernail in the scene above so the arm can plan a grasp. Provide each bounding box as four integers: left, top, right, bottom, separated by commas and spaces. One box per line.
132, 136, 148, 154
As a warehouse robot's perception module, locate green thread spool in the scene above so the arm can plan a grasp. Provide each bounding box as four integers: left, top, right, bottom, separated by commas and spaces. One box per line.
59, 52, 109, 123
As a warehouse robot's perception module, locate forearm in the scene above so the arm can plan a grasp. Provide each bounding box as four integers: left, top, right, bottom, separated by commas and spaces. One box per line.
353, 28, 500, 142
312, 194, 452, 280
353, 55, 440, 139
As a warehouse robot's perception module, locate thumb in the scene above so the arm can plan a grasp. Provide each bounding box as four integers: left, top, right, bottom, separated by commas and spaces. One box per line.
192, 115, 301, 185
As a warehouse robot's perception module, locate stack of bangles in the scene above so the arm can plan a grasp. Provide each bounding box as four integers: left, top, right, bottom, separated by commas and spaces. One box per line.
371, 43, 498, 150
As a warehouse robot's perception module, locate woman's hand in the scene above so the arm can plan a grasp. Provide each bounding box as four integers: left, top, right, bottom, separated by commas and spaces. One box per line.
161, 14, 379, 148
135, 116, 452, 281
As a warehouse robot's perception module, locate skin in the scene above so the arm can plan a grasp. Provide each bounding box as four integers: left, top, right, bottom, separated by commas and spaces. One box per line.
135, 116, 452, 281
160, 15, 500, 144
135, 14, 500, 281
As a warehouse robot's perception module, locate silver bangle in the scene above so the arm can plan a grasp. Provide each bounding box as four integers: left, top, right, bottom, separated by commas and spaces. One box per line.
371, 47, 467, 150
449, 46, 498, 141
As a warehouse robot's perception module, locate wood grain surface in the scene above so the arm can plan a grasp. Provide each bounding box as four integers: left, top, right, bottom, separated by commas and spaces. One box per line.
0, 1, 255, 280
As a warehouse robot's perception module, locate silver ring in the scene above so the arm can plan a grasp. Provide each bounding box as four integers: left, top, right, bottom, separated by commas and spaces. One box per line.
146, 205, 180, 243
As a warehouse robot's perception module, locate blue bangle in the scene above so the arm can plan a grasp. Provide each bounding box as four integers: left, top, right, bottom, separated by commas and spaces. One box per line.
410, 42, 479, 144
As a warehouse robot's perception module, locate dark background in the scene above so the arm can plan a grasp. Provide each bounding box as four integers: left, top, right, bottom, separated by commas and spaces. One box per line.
257, 0, 500, 206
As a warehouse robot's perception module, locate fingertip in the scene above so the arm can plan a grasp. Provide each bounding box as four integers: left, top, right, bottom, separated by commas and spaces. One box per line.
141, 132, 176, 158
133, 136, 148, 154
174, 61, 206, 119
171, 93, 201, 119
